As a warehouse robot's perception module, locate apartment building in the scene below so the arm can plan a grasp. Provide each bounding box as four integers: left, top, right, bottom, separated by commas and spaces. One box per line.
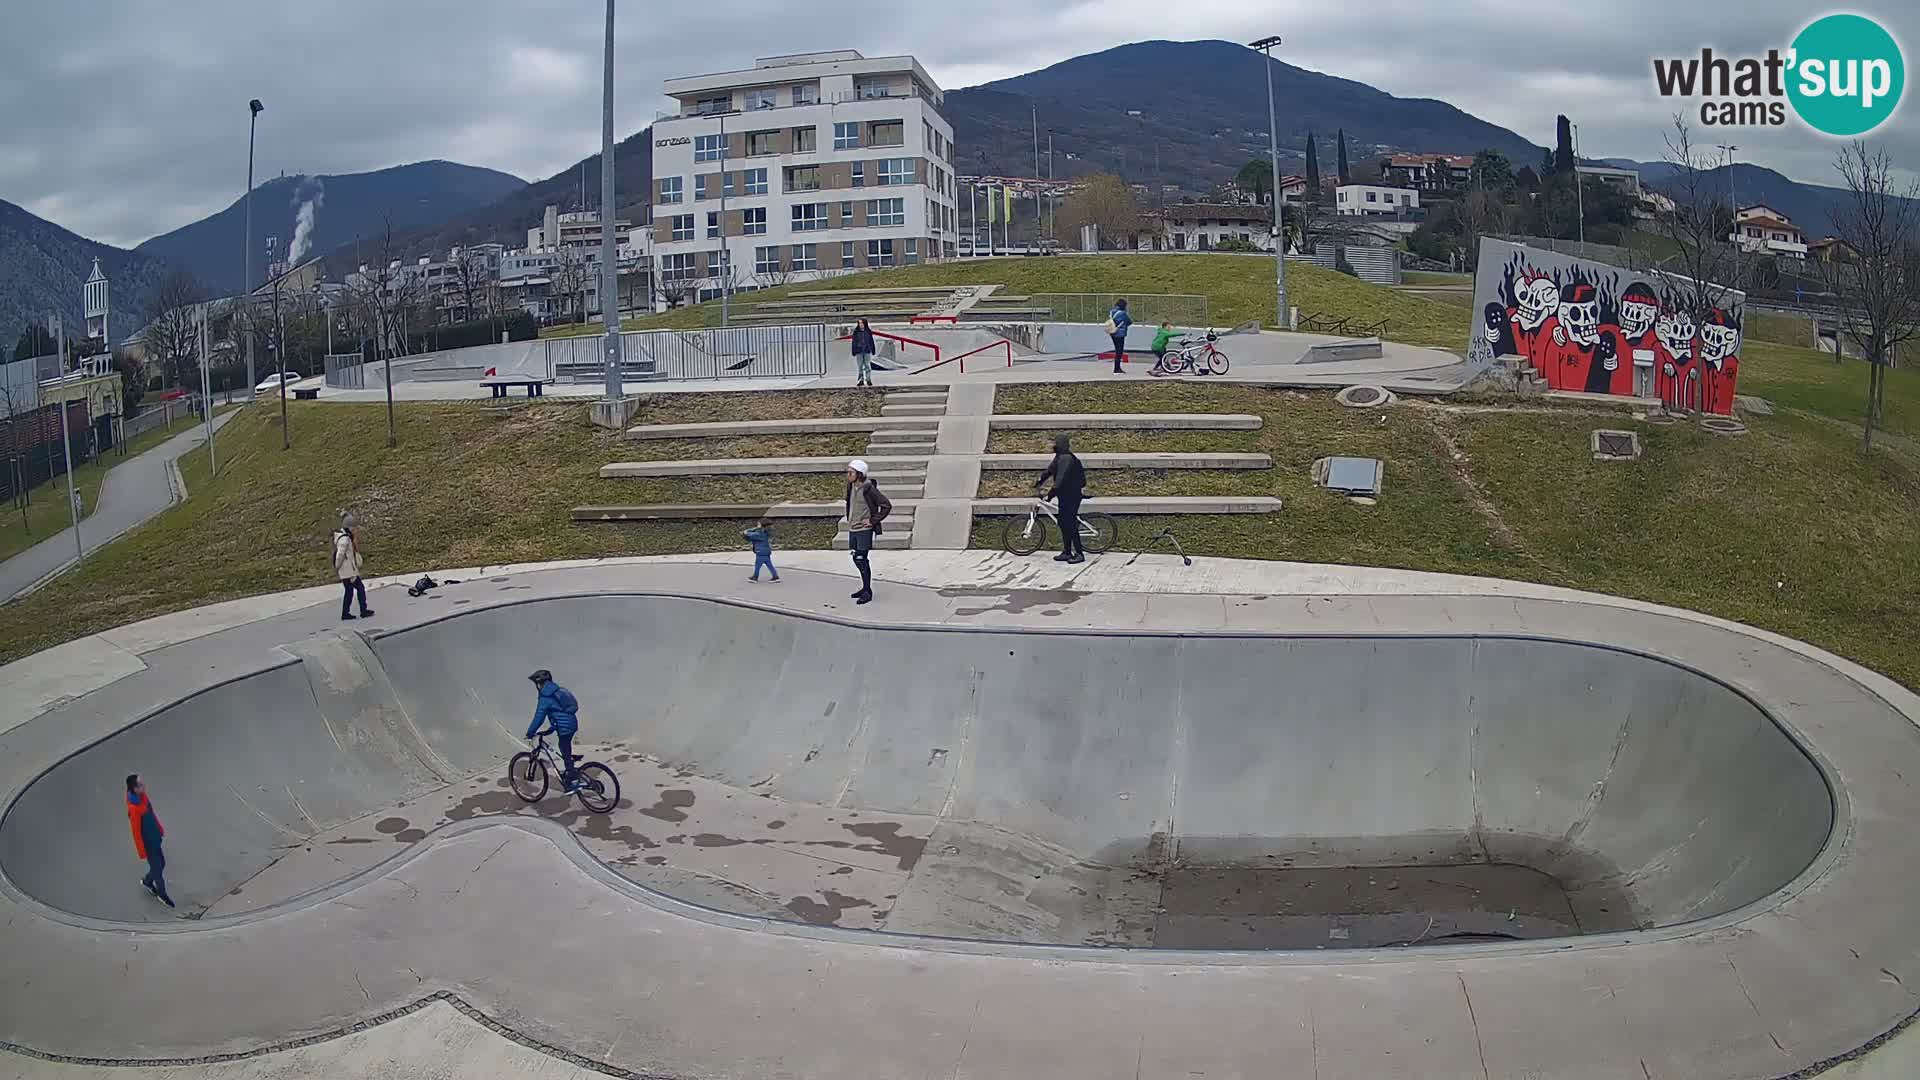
1335, 184, 1420, 216
650, 51, 958, 297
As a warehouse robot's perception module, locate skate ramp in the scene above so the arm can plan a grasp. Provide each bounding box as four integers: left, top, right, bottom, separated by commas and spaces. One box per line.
0, 596, 1833, 943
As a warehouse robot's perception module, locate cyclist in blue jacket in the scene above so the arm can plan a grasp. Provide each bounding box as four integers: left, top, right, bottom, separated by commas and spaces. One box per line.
526, 669, 582, 791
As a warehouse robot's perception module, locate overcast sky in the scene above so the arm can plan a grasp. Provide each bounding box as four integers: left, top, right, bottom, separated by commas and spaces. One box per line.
3, 1, 1913, 248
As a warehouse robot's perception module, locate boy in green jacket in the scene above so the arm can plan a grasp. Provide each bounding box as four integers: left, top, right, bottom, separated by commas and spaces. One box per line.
1150, 323, 1178, 374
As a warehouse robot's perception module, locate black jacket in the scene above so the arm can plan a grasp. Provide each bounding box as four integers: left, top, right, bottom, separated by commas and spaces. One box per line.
1037, 447, 1085, 501
851, 326, 877, 355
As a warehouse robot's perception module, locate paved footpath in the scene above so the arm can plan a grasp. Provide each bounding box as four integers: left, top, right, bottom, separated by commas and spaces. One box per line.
0, 412, 235, 602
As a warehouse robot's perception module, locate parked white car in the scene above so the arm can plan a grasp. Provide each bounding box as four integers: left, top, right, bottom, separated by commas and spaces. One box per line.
255, 371, 296, 393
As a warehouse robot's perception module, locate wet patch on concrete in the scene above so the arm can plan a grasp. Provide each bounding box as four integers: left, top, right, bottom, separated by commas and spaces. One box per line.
939, 587, 1087, 616
785, 890, 874, 926
641, 789, 695, 822
374, 818, 409, 835
841, 822, 927, 870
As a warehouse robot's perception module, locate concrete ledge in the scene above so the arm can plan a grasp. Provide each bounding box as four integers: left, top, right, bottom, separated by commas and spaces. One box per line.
574, 501, 922, 522
626, 416, 935, 440
1300, 337, 1384, 364
1545, 390, 1662, 409
982, 453, 1271, 471
988, 413, 1263, 431
601, 456, 929, 478
972, 496, 1282, 515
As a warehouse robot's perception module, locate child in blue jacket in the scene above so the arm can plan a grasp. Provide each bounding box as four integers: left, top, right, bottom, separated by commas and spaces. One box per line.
744, 518, 780, 582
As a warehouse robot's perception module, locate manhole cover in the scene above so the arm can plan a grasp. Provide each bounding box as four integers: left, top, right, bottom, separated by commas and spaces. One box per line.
1336, 384, 1396, 409
1700, 416, 1749, 437
1591, 430, 1642, 461
1313, 456, 1384, 496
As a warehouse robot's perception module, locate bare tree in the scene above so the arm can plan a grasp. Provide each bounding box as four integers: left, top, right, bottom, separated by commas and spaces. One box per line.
1642, 117, 1746, 321
1822, 141, 1920, 451
138, 270, 204, 389
1455, 190, 1515, 271
0, 377, 30, 527
454, 250, 496, 324
655, 271, 698, 310
550, 248, 590, 324
1058, 173, 1141, 249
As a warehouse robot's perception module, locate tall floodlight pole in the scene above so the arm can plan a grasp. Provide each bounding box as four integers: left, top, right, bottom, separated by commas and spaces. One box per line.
275, 269, 289, 450
244, 99, 263, 398
49, 313, 81, 564
1031, 103, 1040, 252
1250, 36, 1290, 330
1716, 143, 1740, 279
198, 304, 216, 475
718, 110, 730, 327
599, 0, 623, 400
1572, 123, 1585, 251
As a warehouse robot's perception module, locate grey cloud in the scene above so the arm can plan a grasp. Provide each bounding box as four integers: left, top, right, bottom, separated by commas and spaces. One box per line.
2, 0, 1912, 247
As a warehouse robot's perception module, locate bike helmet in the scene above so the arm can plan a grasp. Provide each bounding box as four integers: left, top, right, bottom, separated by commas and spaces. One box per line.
527, 669, 552, 684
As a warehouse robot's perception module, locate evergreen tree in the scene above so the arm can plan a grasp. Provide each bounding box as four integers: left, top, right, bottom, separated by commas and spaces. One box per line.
1540, 147, 1557, 178
1554, 115, 1575, 174
1304, 132, 1321, 202
1337, 129, 1351, 184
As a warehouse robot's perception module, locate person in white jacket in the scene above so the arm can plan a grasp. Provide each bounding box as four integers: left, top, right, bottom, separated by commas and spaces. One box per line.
332, 525, 374, 621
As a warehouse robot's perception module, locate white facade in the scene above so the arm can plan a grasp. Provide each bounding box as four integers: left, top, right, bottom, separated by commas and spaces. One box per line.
650, 51, 958, 297
1732, 206, 1809, 257
1335, 184, 1419, 216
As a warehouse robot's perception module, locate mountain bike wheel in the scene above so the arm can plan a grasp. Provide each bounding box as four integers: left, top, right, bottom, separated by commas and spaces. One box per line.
508, 751, 548, 803
573, 762, 621, 814
1079, 513, 1119, 554
1206, 348, 1230, 375
1002, 513, 1049, 556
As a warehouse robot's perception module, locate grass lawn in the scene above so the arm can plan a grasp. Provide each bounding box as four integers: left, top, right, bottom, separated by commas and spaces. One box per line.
1402, 271, 1472, 286
564, 256, 1472, 350
0, 409, 214, 563
1736, 340, 1917, 441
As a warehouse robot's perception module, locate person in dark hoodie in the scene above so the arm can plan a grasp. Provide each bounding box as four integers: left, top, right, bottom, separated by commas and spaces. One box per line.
1034, 434, 1087, 563
126, 774, 174, 908
850, 318, 878, 387
525, 669, 583, 791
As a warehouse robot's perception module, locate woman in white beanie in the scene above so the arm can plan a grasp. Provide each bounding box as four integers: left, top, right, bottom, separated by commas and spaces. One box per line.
844, 459, 890, 605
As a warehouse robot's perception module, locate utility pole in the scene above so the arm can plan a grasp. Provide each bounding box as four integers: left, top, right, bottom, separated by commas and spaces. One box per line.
198, 304, 216, 476
1250, 35, 1291, 329
1716, 143, 1741, 282
718, 110, 730, 327
599, 0, 623, 401
1032, 102, 1040, 253
1047, 131, 1055, 246
275, 265, 288, 450
1572, 122, 1585, 252
243, 99, 263, 397
49, 313, 81, 564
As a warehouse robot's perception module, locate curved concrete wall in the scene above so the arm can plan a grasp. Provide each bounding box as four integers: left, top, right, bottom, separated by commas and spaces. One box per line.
1, 596, 1833, 931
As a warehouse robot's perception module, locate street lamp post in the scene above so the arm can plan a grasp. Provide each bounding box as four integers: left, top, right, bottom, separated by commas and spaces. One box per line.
599, 0, 623, 401
243, 99, 263, 398
274, 267, 288, 450
1249, 36, 1291, 330
1572, 122, 1585, 252
1031, 103, 1040, 253
1716, 143, 1740, 281
48, 313, 82, 566
718, 110, 730, 327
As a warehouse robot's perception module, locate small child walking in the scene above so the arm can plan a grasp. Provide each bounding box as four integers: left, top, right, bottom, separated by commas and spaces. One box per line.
744, 519, 780, 582
1150, 322, 1177, 374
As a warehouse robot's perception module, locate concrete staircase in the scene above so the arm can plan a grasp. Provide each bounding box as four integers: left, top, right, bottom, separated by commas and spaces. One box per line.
834, 385, 947, 550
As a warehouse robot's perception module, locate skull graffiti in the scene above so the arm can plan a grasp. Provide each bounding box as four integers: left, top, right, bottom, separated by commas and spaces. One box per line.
1557, 283, 1601, 346
1516, 275, 1559, 330
1618, 283, 1660, 340
1656, 310, 1696, 360
1699, 309, 1740, 367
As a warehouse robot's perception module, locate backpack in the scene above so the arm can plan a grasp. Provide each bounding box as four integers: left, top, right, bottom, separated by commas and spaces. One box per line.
553, 686, 578, 714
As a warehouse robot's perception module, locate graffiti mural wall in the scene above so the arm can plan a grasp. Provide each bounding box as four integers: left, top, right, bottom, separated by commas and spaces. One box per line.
1469, 238, 1745, 414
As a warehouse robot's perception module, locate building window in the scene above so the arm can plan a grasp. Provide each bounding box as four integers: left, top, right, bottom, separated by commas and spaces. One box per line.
867, 239, 896, 267
661, 253, 697, 280
833, 122, 860, 150
743, 168, 768, 196
869, 120, 904, 148
878, 158, 912, 186
744, 88, 779, 111
693, 95, 729, 115
745, 130, 777, 156
792, 203, 827, 231
695, 174, 713, 200
659, 176, 683, 204
857, 80, 890, 100
851, 161, 864, 188
742, 207, 767, 235
707, 212, 721, 239
670, 214, 694, 242
840, 201, 854, 223
904, 238, 920, 265
868, 198, 904, 227
755, 246, 783, 275
793, 126, 816, 153
791, 244, 818, 271
786, 165, 820, 192
1366, 191, 1377, 203
924, 121, 935, 149
842, 240, 857, 264
694, 135, 723, 163
791, 84, 818, 106
710, 248, 730, 277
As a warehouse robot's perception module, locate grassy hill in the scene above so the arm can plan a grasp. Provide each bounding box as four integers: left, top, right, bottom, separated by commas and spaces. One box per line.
594, 256, 1471, 349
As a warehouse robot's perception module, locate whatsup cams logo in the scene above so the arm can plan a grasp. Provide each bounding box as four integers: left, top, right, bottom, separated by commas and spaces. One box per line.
1653, 13, 1905, 134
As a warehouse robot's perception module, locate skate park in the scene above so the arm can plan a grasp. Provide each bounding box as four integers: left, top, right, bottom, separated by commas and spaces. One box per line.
3, 552, 1920, 1078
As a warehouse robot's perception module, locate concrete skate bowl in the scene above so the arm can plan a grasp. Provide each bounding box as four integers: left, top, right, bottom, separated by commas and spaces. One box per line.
0, 594, 1835, 952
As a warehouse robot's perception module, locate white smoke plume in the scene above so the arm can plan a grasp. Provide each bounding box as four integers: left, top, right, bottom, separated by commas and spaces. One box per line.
287, 179, 325, 265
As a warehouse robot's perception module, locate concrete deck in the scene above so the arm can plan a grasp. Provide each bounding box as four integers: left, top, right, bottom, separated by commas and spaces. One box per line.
2, 552, 1918, 1079
573, 495, 1280, 521
600, 452, 1271, 478
988, 413, 1263, 431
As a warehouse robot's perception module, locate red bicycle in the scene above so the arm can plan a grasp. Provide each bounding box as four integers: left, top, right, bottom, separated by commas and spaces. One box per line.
1150, 330, 1230, 376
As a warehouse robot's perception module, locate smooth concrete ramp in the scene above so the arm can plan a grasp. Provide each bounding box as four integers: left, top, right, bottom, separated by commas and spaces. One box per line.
0, 596, 1833, 944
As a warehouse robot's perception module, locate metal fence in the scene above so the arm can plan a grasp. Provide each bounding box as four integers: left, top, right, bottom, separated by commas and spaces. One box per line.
1028, 293, 1210, 327
1303, 243, 1401, 286
553, 325, 829, 382
323, 351, 367, 389
121, 398, 200, 441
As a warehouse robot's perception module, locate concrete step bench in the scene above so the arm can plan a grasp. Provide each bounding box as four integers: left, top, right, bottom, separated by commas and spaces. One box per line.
960, 309, 1053, 320
971, 496, 1282, 516
832, 530, 914, 551
627, 416, 935, 439
600, 455, 929, 479
884, 392, 949, 405
867, 429, 941, 444
868, 442, 937, 456
980, 452, 1271, 471
986, 413, 1264, 432
879, 404, 946, 417
794, 288, 960, 299
575, 501, 921, 522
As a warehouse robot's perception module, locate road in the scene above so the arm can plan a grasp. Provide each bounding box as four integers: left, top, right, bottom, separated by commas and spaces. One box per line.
0, 410, 235, 602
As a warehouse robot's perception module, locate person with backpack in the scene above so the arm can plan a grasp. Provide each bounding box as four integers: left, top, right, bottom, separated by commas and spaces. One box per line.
332, 520, 374, 622
844, 458, 891, 605
1106, 298, 1133, 374
1035, 433, 1088, 563
126, 774, 174, 908
525, 669, 583, 792
850, 318, 878, 388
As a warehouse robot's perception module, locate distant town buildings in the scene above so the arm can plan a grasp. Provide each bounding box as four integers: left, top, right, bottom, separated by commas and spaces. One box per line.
1380, 154, 1475, 191
1335, 184, 1420, 216
1732, 204, 1808, 257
